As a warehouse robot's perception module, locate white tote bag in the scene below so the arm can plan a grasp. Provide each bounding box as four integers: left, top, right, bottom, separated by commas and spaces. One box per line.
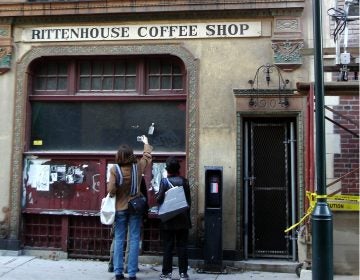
158, 179, 189, 222
100, 193, 116, 225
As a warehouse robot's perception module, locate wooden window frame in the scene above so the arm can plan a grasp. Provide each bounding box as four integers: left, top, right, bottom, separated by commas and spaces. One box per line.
76, 58, 139, 94
29, 56, 186, 97
30, 58, 71, 95
146, 56, 186, 95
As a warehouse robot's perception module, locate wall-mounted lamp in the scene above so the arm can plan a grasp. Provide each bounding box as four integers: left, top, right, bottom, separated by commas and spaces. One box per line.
248, 63, 290, 107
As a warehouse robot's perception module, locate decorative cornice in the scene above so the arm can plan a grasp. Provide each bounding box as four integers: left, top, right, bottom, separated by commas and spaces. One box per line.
0, 0, 305, 18
8, 9, 304, 25
233, 88, 296, 96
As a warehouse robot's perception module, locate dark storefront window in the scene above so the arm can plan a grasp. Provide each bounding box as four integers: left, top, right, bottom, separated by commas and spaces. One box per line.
28, 55, 186, 153
30, 101, 186, 151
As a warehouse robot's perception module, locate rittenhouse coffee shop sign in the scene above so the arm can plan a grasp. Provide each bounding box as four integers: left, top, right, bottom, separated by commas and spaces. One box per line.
22, 22, 261, 42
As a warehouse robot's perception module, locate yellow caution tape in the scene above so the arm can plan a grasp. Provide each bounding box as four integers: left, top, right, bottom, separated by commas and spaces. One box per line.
327, 196, 359, 211
309, 192, 360, 211
330, 194, 360, 201
284, 191, 360, 233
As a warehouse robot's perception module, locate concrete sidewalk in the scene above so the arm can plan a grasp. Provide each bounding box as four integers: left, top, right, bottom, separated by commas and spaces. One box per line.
0, 256, 358, 280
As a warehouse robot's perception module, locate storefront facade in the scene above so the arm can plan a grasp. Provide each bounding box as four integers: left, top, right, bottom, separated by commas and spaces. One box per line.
0, 0, 358, 273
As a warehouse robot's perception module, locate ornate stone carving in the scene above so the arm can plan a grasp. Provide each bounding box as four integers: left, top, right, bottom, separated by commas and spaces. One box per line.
273, 17, 302, 38
272, 40, 304, 70
272, 17, 304, 71
276, 19, 299, 32
0, 46, 12, 74
0, 25, 12, 74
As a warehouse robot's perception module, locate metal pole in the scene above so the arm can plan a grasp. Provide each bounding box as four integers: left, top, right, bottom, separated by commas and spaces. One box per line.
311, 1, 333, 279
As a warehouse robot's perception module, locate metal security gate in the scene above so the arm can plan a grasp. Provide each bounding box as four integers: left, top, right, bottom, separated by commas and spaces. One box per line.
244, 119, 297, 260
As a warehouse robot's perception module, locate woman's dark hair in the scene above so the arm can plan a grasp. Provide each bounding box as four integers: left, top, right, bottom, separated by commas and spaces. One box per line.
165, 156, 180, 174
115, 144, 137, 165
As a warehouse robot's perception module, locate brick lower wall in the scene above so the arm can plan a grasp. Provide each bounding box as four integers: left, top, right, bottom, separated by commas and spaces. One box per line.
333, 96, 359, 194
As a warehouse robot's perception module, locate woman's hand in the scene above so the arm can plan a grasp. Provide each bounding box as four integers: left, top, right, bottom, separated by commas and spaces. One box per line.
141, 135, 149, 145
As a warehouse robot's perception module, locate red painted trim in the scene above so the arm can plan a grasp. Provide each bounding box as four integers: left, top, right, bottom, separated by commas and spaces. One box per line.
304, 83, 315, 212
29, 94, 186, 102
309, 83, 315, 194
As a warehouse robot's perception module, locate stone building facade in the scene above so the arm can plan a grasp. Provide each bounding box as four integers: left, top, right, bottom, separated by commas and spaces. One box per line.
0, 0, 358, 275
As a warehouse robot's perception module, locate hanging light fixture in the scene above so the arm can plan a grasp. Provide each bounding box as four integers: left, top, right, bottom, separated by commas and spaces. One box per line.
248, 63, 290, 107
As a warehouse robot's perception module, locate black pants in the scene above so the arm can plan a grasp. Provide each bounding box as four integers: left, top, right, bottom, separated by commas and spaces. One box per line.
161, 228, 189, 274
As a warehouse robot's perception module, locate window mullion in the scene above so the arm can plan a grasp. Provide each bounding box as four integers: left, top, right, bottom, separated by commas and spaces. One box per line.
138, 59, 145, 95
68, 60, 76, 95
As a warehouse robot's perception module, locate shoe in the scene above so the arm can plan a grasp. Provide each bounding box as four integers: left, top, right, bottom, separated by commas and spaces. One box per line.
180, 273, 189, 280
159, 272, 172, 279
115, 274, 125, 280
108, 265, 114, 272
129, 277, 136, 280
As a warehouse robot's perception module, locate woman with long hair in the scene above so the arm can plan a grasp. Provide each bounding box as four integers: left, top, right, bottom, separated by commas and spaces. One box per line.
107, 136, 152, 280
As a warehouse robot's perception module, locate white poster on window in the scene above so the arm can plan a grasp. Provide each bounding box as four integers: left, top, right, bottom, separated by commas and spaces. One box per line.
25, 159, 51, 191
34, 165, 50, 191
151, 163, 167, 193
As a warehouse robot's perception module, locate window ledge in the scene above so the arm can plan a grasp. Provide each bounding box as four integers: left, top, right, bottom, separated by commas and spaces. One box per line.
29, 94, 187, 101
24, 150, 186, 157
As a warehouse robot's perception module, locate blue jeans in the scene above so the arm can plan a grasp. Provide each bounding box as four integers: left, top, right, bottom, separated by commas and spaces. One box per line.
113, 210, 142, 277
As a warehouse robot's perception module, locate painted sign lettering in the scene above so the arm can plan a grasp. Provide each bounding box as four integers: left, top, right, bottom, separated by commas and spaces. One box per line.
23, 22, 261, 42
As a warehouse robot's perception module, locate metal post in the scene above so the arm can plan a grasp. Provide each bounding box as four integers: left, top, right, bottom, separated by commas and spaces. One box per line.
311, 1, 333, 280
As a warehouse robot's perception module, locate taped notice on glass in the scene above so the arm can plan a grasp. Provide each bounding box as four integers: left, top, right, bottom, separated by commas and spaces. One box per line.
34, 165, 50, 191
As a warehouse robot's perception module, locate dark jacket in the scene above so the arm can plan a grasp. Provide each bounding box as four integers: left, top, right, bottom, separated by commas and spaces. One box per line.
156, 176, 192, 230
